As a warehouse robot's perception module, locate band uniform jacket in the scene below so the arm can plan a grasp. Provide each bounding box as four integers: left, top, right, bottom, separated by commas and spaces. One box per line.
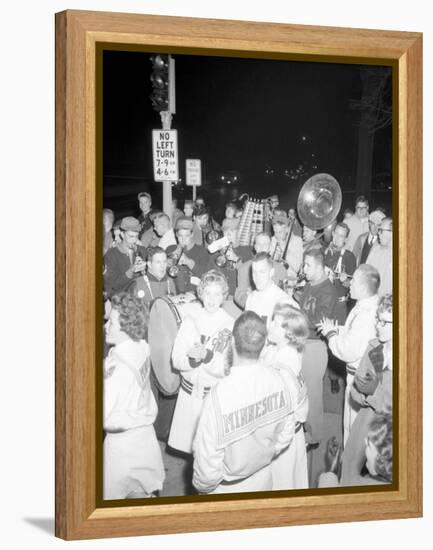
103, 244, 147, 298
192, 362, 296, 494
128, 272, 177, 306
165, 243, 209, 294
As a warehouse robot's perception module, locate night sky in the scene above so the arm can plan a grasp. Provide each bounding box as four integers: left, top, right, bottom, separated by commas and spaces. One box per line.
103, 50, 392, 219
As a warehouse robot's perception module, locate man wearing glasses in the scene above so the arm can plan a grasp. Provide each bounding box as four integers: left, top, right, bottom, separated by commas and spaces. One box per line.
366, 218, 393, 296
345, 196, 370, 252
339, 293, 393, 485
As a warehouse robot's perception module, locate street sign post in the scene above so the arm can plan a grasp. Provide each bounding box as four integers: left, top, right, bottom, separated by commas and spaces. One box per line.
186, 158, 202, 201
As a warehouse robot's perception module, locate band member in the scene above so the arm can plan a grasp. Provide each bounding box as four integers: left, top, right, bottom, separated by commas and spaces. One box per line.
103, 292, 164, 499
192, 311, 296, 494
269, 211, 303, 278
344, 195, 370, 252
168, 270, 234, 454
317, 264, 380, 445
207, 218, 253, 297
166, 217, 209, 294
234, 232, 286, 309
324, 222, 357, 324
268, 194, 280, 218
194, 206, 221, 246
340, 293, 393, 484
128, 246, 177, 442
294, 247, 338, 486
302, 225, 323, 256
128, 246, 176, 306
366, 218, 393, 296
103, 217, 147, 298
245, 252, 297, 328
352, 210, 386, 266
137, 192, 154, 238
262, 304, 310, 489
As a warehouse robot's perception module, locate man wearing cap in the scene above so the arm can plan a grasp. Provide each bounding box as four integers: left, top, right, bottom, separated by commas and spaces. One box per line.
344, 196, 370, 252
234, 232, 287, 309
269, 212, 303, 278
166, 216, 210, 294
103, 217, 147, 298
352, 209, 386, 266
137, 192, 154, 238
366, 217, 393, 296
152, 212, 177, 250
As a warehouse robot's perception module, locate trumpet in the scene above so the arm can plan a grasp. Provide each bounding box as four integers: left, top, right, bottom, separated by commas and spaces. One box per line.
215, 244, 236, 268
167, 245, 184, 278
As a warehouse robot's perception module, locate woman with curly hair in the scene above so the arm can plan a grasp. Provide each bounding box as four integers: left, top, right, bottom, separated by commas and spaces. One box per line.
262, 303, 310, 489
168, 269, 234, 454
103, 292, 164, 499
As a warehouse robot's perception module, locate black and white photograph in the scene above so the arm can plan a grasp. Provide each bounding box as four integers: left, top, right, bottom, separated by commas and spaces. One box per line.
101, 50, 394, 500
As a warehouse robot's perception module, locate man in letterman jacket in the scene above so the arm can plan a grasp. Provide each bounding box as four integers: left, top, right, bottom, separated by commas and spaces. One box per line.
192, 311, 296, 494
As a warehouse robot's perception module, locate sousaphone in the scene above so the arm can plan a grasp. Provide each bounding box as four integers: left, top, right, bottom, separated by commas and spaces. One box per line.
297, 173, 342, 230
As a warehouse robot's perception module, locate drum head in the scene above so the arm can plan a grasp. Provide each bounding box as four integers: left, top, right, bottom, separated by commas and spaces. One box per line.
148, 297, 181, 396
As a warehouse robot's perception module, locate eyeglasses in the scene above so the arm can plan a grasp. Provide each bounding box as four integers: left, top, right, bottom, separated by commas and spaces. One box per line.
376, 318, 393, 327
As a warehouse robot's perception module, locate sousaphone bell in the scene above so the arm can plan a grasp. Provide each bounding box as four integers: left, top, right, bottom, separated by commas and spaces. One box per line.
297, 173, 342, 231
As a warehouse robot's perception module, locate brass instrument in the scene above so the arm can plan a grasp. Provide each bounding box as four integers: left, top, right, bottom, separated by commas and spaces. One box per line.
297, 173, 342, 231
215, 243, 235, 269
205, 216, 223, 245
167, 245, 184, 278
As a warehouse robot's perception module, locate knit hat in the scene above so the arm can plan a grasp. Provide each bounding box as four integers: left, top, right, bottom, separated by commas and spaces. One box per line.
175, 216, 194, 231
120, 216, 141, 232
222, 217, 240, 232
369, 210, 386, 225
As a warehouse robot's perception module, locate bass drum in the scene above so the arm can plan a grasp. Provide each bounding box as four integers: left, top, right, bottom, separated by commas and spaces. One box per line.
148, 296, 202, 396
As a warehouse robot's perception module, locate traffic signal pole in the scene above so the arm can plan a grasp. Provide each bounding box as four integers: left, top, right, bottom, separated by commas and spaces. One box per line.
160, 111, 173, 217
149, 54, 176, 219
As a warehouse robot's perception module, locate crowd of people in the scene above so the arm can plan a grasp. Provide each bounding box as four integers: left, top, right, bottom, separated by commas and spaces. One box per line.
102, 191, 393, 499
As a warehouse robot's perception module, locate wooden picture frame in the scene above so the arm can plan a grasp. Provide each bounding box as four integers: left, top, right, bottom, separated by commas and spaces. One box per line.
55, 9, 422, 540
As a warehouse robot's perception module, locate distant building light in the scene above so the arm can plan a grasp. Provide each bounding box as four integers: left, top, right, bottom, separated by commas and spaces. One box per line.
221, 176, 225, 180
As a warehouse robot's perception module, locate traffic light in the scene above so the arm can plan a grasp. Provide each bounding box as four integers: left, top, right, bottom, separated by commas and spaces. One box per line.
149, 54, 175, 113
